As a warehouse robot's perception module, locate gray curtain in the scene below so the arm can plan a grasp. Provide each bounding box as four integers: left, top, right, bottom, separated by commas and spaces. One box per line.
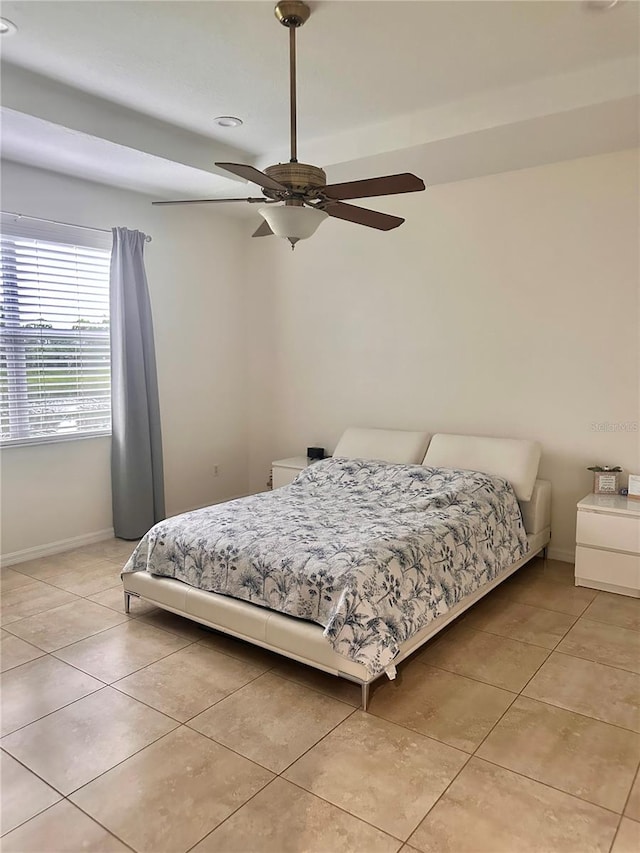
110, 227, 165, 539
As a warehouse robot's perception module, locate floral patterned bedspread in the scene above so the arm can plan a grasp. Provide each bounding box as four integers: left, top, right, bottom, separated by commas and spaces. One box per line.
123, 458, 529, 675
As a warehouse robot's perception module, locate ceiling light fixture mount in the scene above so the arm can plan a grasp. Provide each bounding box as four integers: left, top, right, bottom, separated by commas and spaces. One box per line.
214, 116, 243, 127
274, 0, 311, 29
153, 0, 426, 249
0, 18, 18, 35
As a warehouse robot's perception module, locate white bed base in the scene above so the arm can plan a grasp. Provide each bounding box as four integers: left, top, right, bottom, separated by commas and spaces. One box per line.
123, 522, 551, 711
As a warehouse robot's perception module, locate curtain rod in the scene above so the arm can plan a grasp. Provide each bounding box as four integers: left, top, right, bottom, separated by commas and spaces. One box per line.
2, 212, 152, 242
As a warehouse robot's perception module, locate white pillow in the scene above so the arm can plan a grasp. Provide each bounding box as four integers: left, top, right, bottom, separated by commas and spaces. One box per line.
333, 427, 431, 465
423, 434, 541, 501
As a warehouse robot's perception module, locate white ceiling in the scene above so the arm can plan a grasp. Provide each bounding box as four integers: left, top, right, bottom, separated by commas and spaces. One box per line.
1, 0, 638, 201
0, 109, 244, 199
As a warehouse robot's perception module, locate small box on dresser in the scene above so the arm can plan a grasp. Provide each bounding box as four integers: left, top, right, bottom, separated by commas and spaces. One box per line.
575, 494, 640, 598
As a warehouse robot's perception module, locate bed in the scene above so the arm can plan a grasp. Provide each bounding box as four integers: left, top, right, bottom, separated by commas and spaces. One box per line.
122, 429, 551, 709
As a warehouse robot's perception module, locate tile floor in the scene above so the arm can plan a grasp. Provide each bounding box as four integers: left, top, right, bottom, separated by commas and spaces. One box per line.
1, 544, 639, 853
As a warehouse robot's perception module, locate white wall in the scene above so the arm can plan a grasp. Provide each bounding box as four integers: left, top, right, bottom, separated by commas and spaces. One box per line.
246, 149, 640, 561
4, 150, 638, 563
1, 161, 249, 559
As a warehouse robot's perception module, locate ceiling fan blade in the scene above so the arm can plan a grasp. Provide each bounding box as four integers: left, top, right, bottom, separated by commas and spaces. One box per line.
321, 173, 425, 201
323, 201, 404, 231
152, 197, 266, 206
215, 162, 289, 192
252, 220, 274, 237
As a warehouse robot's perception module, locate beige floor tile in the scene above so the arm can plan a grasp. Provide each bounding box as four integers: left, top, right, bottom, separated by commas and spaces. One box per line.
477, 696, 640, 812
409, 757, 618, 853
1, 581, 79, 626
612, 818, 640, 853
417, 624, 550, 691
1, 581, 47, 613
192, 777, 400, 853
1, 656, 103, 736
626, 772, 640, 821
190, 671, 353, 771
136, 608, 213, 640
1, 800, 130, 852
4, 599, 127, 652
583, 592, 640, 632
501, 572, 596, 616
521, 558, 577, 586
370, 662, 515, 752
500, 558, 576, 589
284, 710, 467, 840
463, 595, 576, 648
53, 620, 191, 683
78, 538, 139, 563
10, 551, 100, 580
0, 569, 36, 592
47, 560, 123, 597
88, 584, 156, 615
558, 618, 640, 674
523, 652, 640, 732
0, 751, 61, 835
1, 629, 44, 672
272, 657, 363, 706
71, 726, 273, 853
115, 642, 266, 721
1, 686, 177, 794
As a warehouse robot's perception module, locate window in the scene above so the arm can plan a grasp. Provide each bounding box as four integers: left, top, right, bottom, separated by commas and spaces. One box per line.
0, 214, 112, 446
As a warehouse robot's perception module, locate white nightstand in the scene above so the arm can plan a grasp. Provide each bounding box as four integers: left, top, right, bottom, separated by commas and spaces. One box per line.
575, 494, 640, 598
271, 456, 313, 489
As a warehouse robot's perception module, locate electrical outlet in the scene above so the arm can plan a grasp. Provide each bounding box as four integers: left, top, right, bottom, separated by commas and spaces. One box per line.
212, 464, 219, 477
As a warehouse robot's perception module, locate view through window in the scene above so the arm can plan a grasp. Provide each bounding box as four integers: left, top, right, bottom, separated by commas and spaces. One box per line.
0, 214, 112, 446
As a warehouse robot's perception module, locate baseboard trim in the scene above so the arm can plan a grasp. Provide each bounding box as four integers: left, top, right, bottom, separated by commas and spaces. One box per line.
1, 528, 115, 567
1, 494, 255, 568
547, 546, 575, 564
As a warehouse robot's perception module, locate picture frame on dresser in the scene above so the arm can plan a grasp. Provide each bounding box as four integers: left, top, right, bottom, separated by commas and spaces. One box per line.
627, 474, 640, 501
593, 471, 620, 495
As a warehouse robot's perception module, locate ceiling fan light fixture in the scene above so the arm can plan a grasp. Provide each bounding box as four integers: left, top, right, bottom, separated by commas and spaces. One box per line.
259, 205, 327, 248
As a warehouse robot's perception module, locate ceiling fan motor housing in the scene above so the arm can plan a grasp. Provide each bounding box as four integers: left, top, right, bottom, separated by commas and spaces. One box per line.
263, 162, 327, 197
274, 1, 310, 28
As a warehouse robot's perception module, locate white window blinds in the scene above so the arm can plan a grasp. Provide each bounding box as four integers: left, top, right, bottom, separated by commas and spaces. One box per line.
0, 214, 112, 446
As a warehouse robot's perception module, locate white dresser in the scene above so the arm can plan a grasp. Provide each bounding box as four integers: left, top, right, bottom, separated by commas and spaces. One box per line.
575, 494, 640, 598
271, 456, 312, 489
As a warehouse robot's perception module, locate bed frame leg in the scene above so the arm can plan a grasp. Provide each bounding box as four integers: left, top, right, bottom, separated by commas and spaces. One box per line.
124, 592, 131, 614
361, 682, 370, 712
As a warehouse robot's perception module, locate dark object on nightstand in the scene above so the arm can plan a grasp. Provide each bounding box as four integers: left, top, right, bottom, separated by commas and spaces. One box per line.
307, 447, 325, 460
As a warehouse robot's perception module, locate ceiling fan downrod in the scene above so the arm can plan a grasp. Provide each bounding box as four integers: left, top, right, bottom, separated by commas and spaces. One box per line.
152, 0, 425, 247
274, 1, 310, 164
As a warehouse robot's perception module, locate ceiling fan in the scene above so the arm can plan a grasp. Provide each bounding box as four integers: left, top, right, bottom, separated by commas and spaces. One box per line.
153, 0, 426, 248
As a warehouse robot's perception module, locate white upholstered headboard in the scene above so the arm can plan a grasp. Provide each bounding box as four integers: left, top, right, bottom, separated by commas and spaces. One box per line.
332, 427, 549, 536
333, 427, 430, 465
423, 433, 541, 502
519, 479, 551, 536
